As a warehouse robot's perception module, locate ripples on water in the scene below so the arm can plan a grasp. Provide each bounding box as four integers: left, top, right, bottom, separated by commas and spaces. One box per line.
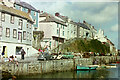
1, 64, 120, 79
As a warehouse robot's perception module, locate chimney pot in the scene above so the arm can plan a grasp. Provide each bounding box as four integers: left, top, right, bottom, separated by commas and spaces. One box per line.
83, 20, 86, 23
55, 12, 60, 16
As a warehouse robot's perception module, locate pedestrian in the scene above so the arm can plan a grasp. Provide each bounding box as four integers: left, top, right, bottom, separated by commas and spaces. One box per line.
21, 48, 26, 60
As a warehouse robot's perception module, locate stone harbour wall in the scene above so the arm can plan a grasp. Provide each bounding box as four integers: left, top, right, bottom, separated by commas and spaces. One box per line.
1, 56, 120, 75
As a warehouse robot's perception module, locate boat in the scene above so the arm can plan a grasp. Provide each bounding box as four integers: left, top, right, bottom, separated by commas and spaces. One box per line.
77, 65, 98, 70
105, 63, 117, 68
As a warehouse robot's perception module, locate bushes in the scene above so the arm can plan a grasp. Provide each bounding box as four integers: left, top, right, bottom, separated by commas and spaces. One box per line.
61, 38, 110, 54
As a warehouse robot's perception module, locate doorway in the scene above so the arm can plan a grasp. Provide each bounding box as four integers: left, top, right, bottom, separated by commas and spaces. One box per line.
2, 46, 7, 57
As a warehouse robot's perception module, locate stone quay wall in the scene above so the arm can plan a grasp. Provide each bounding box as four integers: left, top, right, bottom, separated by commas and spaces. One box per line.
1, 56, 120, 75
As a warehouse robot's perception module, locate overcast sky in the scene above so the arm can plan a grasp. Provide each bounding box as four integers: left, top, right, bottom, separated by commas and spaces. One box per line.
21, 0, 118, 49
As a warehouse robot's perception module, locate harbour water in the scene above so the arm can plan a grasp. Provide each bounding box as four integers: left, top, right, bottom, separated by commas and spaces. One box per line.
1, 64, 120, 79
15, 64, 120, 79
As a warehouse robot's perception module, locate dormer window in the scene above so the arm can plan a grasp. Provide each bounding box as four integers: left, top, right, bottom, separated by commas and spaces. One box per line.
19, 6, 22, 11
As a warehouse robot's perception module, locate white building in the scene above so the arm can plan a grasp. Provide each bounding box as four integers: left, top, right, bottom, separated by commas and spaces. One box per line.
0, 4, 38, 59
94, 29, 116, 53
83, 21, 97, 39
94, 29, 107, 42
0, 0, 15, 8
67, 19, 77, 40
38, 12, 67, 50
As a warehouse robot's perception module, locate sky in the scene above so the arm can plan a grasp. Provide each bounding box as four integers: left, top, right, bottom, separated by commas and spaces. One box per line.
21, 0, 119, 49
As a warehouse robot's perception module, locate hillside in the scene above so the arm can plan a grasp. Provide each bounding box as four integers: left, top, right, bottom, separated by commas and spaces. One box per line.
58, 38, 110, 54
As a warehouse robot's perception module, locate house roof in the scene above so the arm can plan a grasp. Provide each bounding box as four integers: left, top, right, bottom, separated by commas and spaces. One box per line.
0, 4, 33, 22
57, 15, 68, 22
15, 1, 39, 12
77, 23, 90, 30
39, 12, 52, 17
40, 13, 66, 26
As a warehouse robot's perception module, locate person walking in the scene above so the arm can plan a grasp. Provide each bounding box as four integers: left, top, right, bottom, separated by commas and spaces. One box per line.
21, 48, 26, 60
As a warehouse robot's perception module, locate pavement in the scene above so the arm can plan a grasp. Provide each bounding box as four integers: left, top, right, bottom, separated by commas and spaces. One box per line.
0, 56, 38, 63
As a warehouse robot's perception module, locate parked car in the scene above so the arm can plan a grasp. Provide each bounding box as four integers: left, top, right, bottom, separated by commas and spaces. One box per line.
37, 52, 53, 61
37, 54, 46, 61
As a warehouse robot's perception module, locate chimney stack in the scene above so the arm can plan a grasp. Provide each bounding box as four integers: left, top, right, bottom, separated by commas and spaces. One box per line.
83, 20, 86, 23
55, 12, 60, 16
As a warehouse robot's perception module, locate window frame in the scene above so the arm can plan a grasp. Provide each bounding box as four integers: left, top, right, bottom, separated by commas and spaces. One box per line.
29, 33, 31, 41
6, 28, 10, 37
63, 31, 64, 36
1, 12, 5, 22
23, 31, 26, 40
57, 24, 59, 28
29, 23, 32, 29
57, 29, 59, 35
0, 27, 2, 36
26, 23, 29, 28
18, 32, 22, 42
18, 19, 23, 30
34, 11, 36, 16
10, 15, 14, 24
13, 29, 17, 38
34, 19, 36, 24
27, 32, 29, 41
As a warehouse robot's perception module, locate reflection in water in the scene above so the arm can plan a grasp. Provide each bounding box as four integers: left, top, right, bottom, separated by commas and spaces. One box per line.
77, 69, 109, 78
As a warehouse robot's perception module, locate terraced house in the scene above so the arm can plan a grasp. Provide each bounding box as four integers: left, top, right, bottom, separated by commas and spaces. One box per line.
14, 0, 39, 30
0, 4, 35, 58
38, 12, 67, 50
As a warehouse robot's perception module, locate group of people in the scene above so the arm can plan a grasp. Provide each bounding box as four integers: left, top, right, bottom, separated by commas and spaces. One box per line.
1, 48, 26, 66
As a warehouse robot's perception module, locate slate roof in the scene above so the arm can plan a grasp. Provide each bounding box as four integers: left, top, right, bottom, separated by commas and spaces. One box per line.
77, 23, 90, 30
57, 15, 68, 22
40, 12, 52, 17
40, 15, 66, 26
0, 4, 33, 22
15, 1, 39, 12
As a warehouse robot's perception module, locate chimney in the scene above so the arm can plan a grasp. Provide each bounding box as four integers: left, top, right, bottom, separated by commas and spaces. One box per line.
83, 20, 86, 23
38, 10, 40, 13
55, 12, 59, 16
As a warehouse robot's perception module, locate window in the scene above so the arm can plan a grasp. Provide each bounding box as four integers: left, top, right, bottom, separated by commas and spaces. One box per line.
27, 23, 29, 28
29, 23, 32, 29
18, 19, 23, 30
34, 12, 36, 16
16, 47, 22, 55
6, 28, 10, 37
74, 32, 75, 34
0, 27, 2, 36
63, 31, 64, 36
27, 32, 29, 40
30, 33, 31, 41
34, 19, 36, 24
57, 24, 59, 28
61, 25, 62, 28
13, 29, 17, 38
10, 15, 14, 24
18, 32, 22, 42
23, 31, 26, 40
57, 29, 59, 35
19, 6, 22, 11
1, 13, 5, 21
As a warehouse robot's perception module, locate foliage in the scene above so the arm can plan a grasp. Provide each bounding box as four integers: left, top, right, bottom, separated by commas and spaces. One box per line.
60, 38, 110, 54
